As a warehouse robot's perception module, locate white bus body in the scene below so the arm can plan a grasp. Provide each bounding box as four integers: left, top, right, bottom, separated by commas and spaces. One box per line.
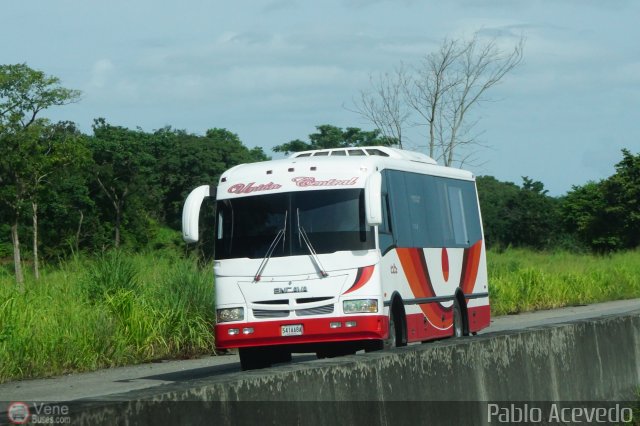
182, 147, 490, 369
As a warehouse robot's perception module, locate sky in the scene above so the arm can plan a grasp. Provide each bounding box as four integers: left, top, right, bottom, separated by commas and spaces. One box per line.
3, 0, 639, 195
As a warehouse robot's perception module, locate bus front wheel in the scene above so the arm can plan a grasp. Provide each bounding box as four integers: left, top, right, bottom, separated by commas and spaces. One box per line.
384, 305, 406, 349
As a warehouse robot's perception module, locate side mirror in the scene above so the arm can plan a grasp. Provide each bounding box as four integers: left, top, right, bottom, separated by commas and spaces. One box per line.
364, 172, 382, 226
182, 185, 214, 243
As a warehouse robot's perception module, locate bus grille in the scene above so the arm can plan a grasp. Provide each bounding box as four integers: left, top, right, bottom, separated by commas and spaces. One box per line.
253, 309, 289, 319
295, 304, 334, 316
253, 304, 334, 318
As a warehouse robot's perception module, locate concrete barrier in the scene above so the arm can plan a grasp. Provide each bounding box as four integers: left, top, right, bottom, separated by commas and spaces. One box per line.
65, 312, 640, 424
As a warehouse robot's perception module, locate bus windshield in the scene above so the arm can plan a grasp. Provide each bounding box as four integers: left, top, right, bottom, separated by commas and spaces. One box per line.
215, 189, 374, 260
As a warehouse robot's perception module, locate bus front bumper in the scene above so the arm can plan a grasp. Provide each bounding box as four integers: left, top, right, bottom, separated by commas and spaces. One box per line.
215, 315, 388, 349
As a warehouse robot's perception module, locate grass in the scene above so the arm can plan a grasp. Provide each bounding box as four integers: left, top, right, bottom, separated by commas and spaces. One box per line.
1, 248, 639, 383
0, 251, 215, 383
489, 248, 640, 316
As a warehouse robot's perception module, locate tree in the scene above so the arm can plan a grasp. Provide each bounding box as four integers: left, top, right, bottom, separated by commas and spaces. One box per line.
272, 138, 309, 155
147, 127, 269, 230
505, 177, 560, 249
603, 149, 640, 248
406, 39, 463, 161
477, 175, 560, 249
34, 122, 92, 259
562, 182, 611, 251
0, 63, 80, 285
151, 127, 269, 257
350, 67, 411, 149
475, 175, 520, 248
563, 149, 640, 251
0, 127, 36, 285
89, 118, 154, 248
0, 64, 81, 129
353, 36, 524, 166
23, 120, 90, 279
273, 124, 394, 155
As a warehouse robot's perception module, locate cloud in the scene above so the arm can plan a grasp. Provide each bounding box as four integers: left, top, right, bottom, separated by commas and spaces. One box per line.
262, 0, 298, 13
220, 65, 355, 92
475, 23, 564, 40
611, 61, 640, 85
580, 146, 624, 180
343, 0, 416, 8
377, 38, 440, 56
89, 59, 115, 88
470, 22, 635, 98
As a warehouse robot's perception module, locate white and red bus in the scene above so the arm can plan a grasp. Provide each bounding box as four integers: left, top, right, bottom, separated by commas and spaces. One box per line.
182, 146, 490, 370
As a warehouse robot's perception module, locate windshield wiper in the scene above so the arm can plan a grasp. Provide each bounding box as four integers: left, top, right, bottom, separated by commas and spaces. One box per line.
254, 211, 287, 282
297, 208, 328, 278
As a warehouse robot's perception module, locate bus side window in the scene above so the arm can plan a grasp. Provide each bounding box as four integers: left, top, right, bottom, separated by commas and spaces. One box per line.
383, 194, 393, 234
378, 172, 395, 253
217, 211, 224, 239
379, 193, 395, 253
405, 173, 428, 246
447, 185, 469, 245
430, 178, 482, 248
386, 170, 413, 247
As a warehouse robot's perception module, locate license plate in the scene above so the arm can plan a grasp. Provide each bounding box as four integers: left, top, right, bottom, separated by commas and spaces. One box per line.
281, 324, 303, 336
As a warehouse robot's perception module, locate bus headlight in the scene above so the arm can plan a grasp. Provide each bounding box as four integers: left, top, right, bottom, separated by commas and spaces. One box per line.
343, 299, 378, 314
217, 307, 244, 323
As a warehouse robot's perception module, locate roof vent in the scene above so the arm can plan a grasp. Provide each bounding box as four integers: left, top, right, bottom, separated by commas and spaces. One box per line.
289, 146, 436, 164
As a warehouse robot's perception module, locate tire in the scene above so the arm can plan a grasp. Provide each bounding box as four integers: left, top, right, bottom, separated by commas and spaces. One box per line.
239, 347, 272, 371
271, 349, 292, 365
384, 310, 397, 349
453, 299, 463, 338
384, 304, 407, 349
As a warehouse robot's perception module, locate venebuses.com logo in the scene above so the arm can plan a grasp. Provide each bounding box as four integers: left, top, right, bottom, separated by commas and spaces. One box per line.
7, 402, 29, 424
6, 402, 71, 424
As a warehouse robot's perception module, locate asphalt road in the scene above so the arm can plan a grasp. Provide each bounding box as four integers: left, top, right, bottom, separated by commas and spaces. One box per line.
1, 298, 638, 402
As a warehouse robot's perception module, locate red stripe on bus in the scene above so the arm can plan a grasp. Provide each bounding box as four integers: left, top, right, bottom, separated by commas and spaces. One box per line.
397, 248, 453, 328
441, 247, 449, 282
405, 313, 452, 342
343, 265, 375, 294
460, 240, 482, 295
467, 305, 491, 333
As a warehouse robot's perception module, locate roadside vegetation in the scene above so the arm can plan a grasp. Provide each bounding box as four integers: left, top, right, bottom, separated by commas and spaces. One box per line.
0, 251, 215, 383
1, 247, 639, 383
489, 249, 640, 315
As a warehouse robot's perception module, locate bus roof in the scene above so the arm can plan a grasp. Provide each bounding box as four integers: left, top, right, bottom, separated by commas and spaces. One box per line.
216, 147, 474, 199
290, 146, 438, 165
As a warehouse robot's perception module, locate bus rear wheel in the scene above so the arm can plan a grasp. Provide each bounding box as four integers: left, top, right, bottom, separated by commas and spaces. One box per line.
453, 299, 463, 338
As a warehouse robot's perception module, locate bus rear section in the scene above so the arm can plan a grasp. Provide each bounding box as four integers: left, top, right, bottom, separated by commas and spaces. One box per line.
375, 167, 491, 345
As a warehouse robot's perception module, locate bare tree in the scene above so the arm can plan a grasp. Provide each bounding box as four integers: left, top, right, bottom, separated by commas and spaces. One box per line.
349, 66, 411, 149
351, 35, 524, 166
405, 38, 465, 160
436, 35, 524, 166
